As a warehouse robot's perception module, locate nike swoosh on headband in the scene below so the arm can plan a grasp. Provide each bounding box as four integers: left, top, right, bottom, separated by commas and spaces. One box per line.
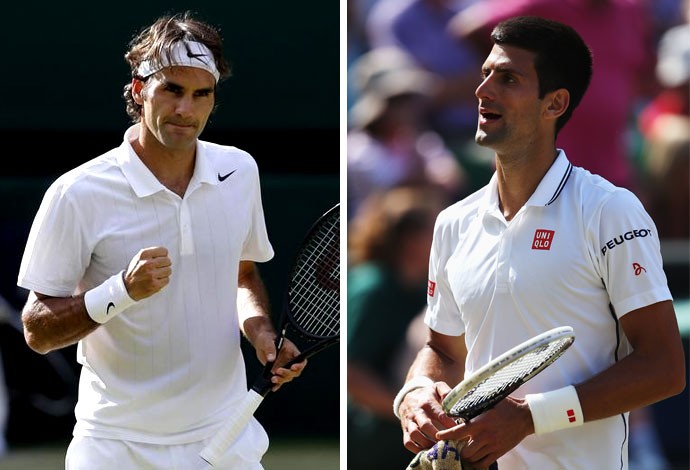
137, 40, 220, 82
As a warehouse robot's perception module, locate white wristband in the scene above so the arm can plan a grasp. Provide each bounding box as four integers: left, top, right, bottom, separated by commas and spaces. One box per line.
393, 376, 435, 420
84, 271, 136, 324
525, 385, 584, 435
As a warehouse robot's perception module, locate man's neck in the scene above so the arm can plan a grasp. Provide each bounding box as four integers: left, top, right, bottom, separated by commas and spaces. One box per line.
131, 132, 196, 198
495, 148, 558, 221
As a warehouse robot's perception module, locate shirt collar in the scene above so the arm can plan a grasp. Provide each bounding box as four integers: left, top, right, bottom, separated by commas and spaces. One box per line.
528, 149, 573, 207
117, 124, 217, 198
480, 149, 573, 214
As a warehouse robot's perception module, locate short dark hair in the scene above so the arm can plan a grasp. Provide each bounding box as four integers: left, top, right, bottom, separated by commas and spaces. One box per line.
491, 16, 593, 134
122, 11, 231, 122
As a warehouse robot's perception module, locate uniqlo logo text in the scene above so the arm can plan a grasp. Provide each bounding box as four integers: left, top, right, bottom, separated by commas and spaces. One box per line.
532, 229, 555, 250
427, 280, 436, 297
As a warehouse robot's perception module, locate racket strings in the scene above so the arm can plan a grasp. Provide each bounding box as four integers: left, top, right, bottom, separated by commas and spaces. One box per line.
289, 212, 340, 338
448, 337, 572, 417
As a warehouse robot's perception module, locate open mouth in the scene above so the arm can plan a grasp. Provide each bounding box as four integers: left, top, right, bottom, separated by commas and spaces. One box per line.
480, 112, 502, 121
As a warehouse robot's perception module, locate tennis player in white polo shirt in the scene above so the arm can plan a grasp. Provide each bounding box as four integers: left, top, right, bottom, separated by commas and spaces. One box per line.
16, 12, 305, 470
395, 16, 685, 469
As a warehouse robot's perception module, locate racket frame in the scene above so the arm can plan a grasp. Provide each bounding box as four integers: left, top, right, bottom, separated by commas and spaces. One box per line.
442, 326, 575, 421
252, 203, 340, 395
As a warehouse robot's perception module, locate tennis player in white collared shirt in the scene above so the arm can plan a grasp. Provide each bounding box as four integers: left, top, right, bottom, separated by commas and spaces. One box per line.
17, 12, 305, 470
395, 16, 685, 470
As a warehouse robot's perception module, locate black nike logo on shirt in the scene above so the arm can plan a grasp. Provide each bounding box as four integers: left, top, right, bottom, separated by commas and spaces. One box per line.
218, 170, 237, 182
106, 302, 115, 315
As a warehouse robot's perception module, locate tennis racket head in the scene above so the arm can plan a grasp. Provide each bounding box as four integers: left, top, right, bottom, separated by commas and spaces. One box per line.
284, 203, 340, 343
442, 326, 575, 421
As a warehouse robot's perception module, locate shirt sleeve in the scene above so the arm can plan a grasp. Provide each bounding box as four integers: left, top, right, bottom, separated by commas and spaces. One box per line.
241, 167, 274, 263
424, 214, 465, 336
17, 179, 91, 297
593, 189, 672, 317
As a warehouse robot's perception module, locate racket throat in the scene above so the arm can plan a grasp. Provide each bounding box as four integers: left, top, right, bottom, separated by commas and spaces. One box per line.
252, 366, 276, 397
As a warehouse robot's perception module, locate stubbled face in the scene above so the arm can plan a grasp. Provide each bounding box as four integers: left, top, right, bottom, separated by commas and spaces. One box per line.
135, 66, 216, 152
474, 44, 546, 155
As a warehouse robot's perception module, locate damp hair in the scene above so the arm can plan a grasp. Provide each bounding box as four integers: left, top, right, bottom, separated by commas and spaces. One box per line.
122, 11, 231, 122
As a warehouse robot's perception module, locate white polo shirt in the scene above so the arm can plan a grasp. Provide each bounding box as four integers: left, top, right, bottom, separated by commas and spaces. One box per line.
425, 150, 671, 469
18, 124, 274, 449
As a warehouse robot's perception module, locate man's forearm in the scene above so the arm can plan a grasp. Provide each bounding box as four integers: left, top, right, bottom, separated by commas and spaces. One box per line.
22, 293, 99, 354
406, 341, 465, 387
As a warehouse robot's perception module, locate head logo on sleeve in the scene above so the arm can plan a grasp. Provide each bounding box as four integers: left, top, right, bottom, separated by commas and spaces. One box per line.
427, 280, 436, 297
632, 262, 647, 275
532, 229, 555, 250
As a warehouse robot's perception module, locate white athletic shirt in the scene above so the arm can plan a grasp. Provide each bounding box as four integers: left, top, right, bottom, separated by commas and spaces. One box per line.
18, 124, 274, 446
425, 150, 672, 469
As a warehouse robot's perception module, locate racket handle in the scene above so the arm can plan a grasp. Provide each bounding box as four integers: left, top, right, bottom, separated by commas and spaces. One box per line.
283, 336, 340, 368
199, 390, 265, 467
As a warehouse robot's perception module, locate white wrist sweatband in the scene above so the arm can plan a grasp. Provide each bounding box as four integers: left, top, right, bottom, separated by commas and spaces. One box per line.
84, 271, 136, 324
525, 385, 584, 435
393, 376, 435, 420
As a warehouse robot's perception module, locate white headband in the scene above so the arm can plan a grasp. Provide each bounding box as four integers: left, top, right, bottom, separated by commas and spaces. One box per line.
137, 40, 220, 83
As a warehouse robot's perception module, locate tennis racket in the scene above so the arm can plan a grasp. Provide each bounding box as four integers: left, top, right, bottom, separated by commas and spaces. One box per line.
199, 203, 340, 467
442, 326, 575, 422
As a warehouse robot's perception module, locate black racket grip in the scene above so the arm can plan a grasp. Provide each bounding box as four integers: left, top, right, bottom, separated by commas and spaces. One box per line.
251, 336, 339, 396
249, 345, 314, 397
249, 361, 277, 397
284, 336, 340, 368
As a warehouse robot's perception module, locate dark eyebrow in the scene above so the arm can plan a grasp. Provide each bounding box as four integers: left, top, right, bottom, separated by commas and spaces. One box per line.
483, 65, 525, 77
160, 78, 215, 94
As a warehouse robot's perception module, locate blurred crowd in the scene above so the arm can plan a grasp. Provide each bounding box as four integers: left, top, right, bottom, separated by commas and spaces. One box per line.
347, 0, 689, 235
347, 1, 689, 469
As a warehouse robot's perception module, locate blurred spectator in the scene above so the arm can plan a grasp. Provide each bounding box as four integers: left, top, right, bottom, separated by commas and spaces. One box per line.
347, 187, 444, 470
348, 0, 373, 110
637, 0, 689, 239
366, 0, 482, 141
347, 46, 467, 219
365, 0, 495, 193
648, 0, 688, 40
638, 0, 689, 135
639, 115, 690, 239
364, 0, 410, 50
449, 0, 658, 195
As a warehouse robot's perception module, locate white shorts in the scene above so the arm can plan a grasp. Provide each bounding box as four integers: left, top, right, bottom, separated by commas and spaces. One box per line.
65, 422, 269, 470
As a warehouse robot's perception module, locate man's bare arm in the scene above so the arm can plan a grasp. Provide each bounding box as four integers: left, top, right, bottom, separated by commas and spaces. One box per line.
237, 260, 305, 390
577, 300, 686, 420
22, 291, 98, 355
22, 246, 172, 354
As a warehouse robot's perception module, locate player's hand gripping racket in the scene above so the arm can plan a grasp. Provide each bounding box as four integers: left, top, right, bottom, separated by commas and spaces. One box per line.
199, 203, 340, 467
442, 326, 575, 423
